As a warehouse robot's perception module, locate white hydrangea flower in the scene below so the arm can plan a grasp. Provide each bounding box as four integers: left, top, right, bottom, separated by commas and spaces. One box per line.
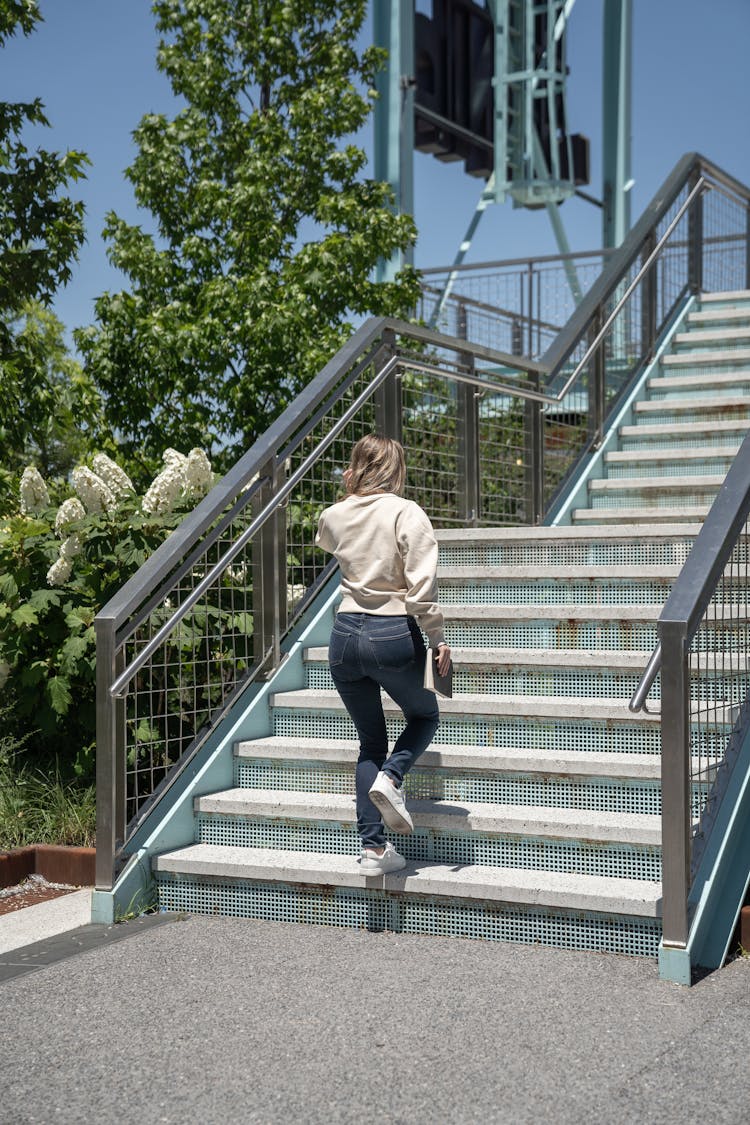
19, 466, 50, 514
184, 448, 213, 500
163, 448, 188, 469
72, 467, 116, 515
46, 556, 73, 587
92, 453, 134, 498
54, 497, 86, 537
59, 533, 83, 560
142, 461, 186, 515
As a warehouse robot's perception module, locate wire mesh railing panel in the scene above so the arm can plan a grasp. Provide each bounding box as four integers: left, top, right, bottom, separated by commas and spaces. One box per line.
419, 253, 613, 360
121, 493, 260, 826
400, 362, 462, 526
688, 528, 750, 867
702, 186, 750, 294
478, 392, 528, 525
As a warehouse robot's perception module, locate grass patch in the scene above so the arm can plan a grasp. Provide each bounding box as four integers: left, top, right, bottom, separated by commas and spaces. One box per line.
0, 728, 95, 850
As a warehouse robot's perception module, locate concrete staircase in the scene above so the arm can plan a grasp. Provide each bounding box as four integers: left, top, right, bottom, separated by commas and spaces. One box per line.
153, 291, 750, 959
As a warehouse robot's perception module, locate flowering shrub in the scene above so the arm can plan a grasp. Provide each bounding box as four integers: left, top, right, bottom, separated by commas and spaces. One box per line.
0, 451, 215, 777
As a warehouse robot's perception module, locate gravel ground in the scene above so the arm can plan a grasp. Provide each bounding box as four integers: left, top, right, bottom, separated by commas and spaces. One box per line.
0, 874, 78, 916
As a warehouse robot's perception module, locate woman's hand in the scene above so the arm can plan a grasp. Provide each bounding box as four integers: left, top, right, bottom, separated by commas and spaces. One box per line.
436, 642, 451, 677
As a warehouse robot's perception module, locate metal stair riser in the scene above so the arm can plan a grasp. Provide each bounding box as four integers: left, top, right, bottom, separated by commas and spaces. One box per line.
437, 541, 695, 568
232, 759, 709, 819
154, 875, 662, 959
443, 621, 659, 650
304, 659, 745, 704
633, 404, 750, 426
649, 383, 750, 401
437, 578, 674, 607
606, 458, 737, 480
619, 430, 750, 452
272, 707, 665, 755
194, 813, 662, 882
590, 489, 719, 511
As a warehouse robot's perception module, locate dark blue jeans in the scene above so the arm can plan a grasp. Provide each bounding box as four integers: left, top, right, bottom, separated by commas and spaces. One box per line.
328, 612, 440, 848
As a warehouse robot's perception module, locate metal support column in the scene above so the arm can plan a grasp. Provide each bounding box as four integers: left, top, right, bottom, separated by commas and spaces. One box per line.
640, 230, 658, 361
95, 619, 118, 891
688, 169, 704, 295
374, 328, 403, 442
456, 303, 480, 525
602, 0, 632, 250
660, 619, 692, 949
746, 199, 750, 291
374, 0, 415, 284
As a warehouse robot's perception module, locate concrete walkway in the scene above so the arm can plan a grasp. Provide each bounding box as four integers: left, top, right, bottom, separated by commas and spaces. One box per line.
1, 912, 749, 1124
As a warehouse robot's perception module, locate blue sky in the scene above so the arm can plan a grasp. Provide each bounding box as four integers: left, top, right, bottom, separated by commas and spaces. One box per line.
2, 0, 748, 338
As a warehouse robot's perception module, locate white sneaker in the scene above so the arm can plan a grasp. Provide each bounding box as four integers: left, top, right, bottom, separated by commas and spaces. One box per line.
368, 772, 414, 834
359, 841, 407, 874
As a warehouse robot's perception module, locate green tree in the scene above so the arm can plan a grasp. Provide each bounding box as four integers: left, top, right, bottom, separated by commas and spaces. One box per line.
1, 0, 91, 510
0, 303, 103, 513
77, 0, 420, 479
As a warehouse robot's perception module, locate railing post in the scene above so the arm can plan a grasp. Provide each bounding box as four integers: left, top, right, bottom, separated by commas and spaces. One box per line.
640, 230, 658, 362
660, 618, 692, 949
374, 328, 402, 442
456, 303, 480, 525
588, 307, 606, 447
95, 618, 119, 891
524, 373, 543, 525
745, 199, 750, 291
252, 458, 287, 670
688, 168, 704, 295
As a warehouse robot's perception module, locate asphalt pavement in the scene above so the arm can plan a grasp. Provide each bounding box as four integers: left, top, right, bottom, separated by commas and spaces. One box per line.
1, 912, 749, 1124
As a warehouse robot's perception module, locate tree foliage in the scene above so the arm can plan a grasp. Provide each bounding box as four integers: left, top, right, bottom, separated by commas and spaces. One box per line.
77, 0, 420, 479
0, 0, 92, 509
0, 303, 102, 514
0, 0, 88, 317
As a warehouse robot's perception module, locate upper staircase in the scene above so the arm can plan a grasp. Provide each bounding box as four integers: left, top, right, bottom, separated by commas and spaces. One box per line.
151, 291, 750, 963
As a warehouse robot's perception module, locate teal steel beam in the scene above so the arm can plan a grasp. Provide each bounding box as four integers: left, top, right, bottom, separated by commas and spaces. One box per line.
374, 0, 415, 284
602, 0, 632, 248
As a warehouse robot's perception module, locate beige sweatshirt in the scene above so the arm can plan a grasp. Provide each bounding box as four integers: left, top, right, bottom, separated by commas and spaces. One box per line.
315, 493, 446, 647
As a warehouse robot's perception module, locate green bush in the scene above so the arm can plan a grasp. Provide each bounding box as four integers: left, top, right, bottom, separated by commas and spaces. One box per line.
0, 453, 214, 780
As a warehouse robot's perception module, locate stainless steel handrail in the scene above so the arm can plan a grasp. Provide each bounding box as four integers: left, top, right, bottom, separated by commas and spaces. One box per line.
559, 177, 707, 394
108, 353, 401, 698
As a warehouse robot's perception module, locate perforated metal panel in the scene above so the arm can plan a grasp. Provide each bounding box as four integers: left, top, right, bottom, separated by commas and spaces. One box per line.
306, 663, 658, 699
620, 432, 750, 452
437, 541, 695, 568
196, 815, 662, 881
234, 759, 709, 818
155, 876, 661, 958
438, 580, 673, 606
590, 490, 717, 510
636, 407, 750, 425
607, 460, 735, 480
442, 622, 659, 650
271, 707, 664, 754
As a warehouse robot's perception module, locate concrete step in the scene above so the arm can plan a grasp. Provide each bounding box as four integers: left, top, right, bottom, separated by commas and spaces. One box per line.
269, 689, 662, 725
700, 289, 750, 304
648, 371, 750, 394
674, 327, 750, 347
573, 505, 710, 525
235, 735, 667, 778
634, 395, 750, 416
588, 474, 723, 496
689, 306, 750, 325
193, 789, 663, 846
152, 844, 662, 918
605, 446, 740, 465
304, 647, 658, 672
661, 348, 750, 368
619, 419, 750, 448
